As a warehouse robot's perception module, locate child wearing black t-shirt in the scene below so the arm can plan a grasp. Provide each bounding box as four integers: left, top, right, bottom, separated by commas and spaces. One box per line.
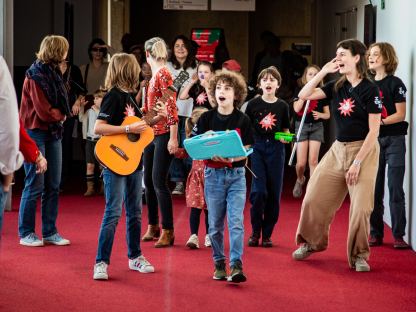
367, 42, 409, 249
92, 53, 156, 280
193, 70, 254, 283
292, 65, 330, 198
245, 66, 290, 248
179, 60, 214, 111
292, 39, 382, 272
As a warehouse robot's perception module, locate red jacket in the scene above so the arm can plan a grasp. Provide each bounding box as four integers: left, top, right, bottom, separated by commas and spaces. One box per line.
19, 78, 65, 130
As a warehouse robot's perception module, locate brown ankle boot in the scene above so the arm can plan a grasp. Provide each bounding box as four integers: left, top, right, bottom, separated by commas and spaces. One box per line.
155, 229, 175, 248
84, 181, 95, 196
142, 225, 160, 241
98, 181, 104, 195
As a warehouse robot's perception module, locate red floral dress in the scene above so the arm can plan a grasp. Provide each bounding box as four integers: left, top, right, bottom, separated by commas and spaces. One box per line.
186, 160, 206, 209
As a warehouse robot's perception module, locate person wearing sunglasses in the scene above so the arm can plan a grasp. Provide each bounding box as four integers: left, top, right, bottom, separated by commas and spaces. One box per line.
80, 38, 112, 97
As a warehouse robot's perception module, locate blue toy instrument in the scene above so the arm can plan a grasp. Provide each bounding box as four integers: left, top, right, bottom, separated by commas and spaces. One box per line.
183, 130, 253, 160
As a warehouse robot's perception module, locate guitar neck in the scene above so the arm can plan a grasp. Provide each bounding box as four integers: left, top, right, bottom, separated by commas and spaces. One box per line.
141, 71, 187, 127
141, 88, 175, 126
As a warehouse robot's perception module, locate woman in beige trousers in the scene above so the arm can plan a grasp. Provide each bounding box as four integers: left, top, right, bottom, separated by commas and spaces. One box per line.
292, 39, 382, 272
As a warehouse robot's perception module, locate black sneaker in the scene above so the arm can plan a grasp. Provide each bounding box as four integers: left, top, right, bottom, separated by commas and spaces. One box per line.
262, 237, 273, 248
213, 260, 227, 280
227, 260, 247, 283
248, 232, 260, 247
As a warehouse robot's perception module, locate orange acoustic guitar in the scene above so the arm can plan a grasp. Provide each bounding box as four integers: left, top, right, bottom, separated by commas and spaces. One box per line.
95, 70, 190, 175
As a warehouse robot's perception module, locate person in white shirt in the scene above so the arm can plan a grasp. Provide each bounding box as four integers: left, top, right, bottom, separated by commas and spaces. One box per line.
166, 35, 197, 195
0, 55, 24, 234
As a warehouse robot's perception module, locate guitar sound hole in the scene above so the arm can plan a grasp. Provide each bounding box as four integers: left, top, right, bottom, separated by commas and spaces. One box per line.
127, 133, 140, 142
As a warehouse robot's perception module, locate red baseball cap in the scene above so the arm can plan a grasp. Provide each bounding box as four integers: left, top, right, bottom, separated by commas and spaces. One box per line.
222, 59, 241, 72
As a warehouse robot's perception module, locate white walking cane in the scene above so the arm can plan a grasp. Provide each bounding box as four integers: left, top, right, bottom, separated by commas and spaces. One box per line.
288, 99, 310, 166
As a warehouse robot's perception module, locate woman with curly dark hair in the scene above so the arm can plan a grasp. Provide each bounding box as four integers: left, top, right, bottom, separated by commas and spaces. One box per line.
167, 35, 197, 195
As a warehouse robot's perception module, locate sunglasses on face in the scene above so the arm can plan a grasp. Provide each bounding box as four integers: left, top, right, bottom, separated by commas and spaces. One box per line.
91, 47, 106, 53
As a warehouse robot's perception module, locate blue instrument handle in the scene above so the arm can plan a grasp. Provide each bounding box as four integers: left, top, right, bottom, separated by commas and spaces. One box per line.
190, 131, 227, 140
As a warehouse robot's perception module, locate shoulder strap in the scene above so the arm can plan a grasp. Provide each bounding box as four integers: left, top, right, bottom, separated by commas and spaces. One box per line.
83, 63, 89, 89
127, 93, 143, 117
349, 87, 367, 112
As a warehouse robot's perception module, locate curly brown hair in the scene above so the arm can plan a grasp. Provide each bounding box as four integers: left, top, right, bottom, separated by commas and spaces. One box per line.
208, 70, 247, 108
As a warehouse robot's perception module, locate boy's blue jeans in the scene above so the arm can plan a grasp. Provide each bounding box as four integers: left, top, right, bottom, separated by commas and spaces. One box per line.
96, 168, 143, 264
204, 167, 246, 267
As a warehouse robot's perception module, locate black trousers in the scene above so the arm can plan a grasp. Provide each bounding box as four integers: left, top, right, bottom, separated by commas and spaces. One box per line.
249, 138, 285, 239
190, 207, 209, 235
143, 133, 174, 229
370, 135, 407, 239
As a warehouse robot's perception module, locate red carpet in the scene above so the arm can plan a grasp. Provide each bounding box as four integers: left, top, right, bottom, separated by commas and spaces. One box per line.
1, 187, 415, 312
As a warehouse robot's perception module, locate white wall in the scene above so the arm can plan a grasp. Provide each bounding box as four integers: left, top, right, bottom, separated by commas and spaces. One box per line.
0, 0, 14, 71
316, 0, 416, 249
374, 0, 416, 249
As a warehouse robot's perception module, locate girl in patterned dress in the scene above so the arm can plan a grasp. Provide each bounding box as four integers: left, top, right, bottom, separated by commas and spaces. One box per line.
175, 107, 211, 249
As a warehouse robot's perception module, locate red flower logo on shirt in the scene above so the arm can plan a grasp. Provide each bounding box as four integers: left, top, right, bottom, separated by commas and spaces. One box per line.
338, 98, 355, 116
124, 103, 136, 116
196, 92, 208, 105
259, 112, 277, 130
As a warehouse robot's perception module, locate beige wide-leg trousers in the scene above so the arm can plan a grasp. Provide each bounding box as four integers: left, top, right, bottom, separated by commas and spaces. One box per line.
295, 140, 380, 267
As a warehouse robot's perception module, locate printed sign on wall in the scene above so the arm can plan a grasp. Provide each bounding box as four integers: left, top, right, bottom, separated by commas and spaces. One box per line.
163, 0, 208, 11
211, 0, 255, 11
191, 28, 222, 62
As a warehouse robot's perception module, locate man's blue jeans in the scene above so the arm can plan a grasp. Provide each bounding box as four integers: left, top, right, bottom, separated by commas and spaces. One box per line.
96, 168, 143, 264
18, 129, 62, 238
0, 180, 8, 235
204, 167, 246, 267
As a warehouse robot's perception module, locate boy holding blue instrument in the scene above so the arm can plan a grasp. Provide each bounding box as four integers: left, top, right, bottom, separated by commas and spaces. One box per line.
245, 66, 290, 248
192, 70, 253, 283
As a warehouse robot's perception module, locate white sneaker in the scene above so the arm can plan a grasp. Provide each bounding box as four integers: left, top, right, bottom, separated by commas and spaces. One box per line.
93, 261, 108, 280
172, 182, 185, 195
293, 176, 306, 198
204, 234, 211, 247
19, 233, 44, 247
129, 255, 155, 273
186, 234, 199, 249
292, 244, 315, 260
355, 257, 370, 272
43, 233, 70, 246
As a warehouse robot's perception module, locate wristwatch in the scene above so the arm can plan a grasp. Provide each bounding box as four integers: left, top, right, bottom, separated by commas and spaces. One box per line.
352, 159, 361, 166
125, 125, 130, 133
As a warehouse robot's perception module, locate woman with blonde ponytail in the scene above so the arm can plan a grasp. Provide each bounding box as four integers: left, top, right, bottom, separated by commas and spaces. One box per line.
141, 37, 179, 247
